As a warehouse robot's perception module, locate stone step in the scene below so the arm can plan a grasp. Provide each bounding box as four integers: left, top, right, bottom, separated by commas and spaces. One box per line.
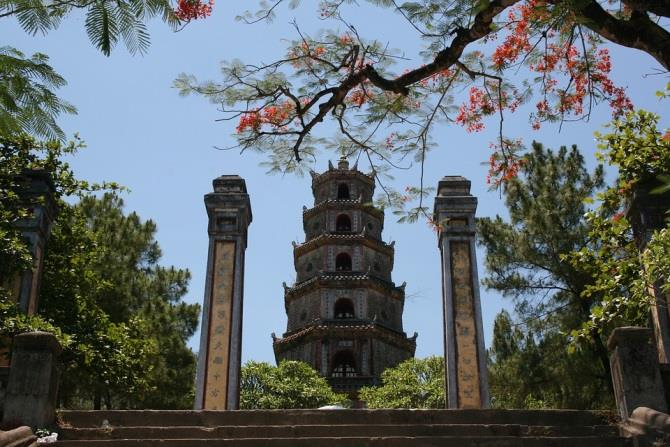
55, 435, 631, 447
57, 409, 616, 429
57, 423, 620, 440
0, 426, 37, 447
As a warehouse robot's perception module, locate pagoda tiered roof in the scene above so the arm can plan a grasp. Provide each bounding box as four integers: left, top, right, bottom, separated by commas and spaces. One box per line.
302, 199, 383, 219
284, 271, 406, 301
294, 232, 394, 257
272, 319, 417, 352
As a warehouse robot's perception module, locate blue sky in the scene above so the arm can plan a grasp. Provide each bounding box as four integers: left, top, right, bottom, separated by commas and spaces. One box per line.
2, 2, 668, 364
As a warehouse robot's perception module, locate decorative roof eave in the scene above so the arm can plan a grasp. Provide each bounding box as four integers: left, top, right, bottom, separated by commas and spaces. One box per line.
272, 321, 418, 353
302, 200, 383, 220
294, 232, 394, 258
309, 168, 375, 190
283, 273, 406, 301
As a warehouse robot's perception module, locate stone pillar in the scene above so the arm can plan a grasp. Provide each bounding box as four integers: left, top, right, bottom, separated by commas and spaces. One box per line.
627, 184, 670, 366
6, 169, 57, 316
433, 176, 489, 409
2, 332, 62, 428
0, 170, 57, 388
608, 327, 667, 420
194, 176, 252, 410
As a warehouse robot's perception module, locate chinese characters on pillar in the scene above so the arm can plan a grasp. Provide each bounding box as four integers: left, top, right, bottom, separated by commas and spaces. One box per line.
203, 241, 236, 409
450, 240, 482, 408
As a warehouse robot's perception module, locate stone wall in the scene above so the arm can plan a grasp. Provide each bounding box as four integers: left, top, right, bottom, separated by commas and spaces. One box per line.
362, 249, 391, 281
286, 290, 321, 330
367, 291, 403, 331
304, 214, 327, 241
371, 339, 413, 380
277, 335, 404, 380
276, 340, 317, 368
0, 366, 7, 417
286, 288, 405, 333
295, 250, 324, 282
312, 178, 374, 205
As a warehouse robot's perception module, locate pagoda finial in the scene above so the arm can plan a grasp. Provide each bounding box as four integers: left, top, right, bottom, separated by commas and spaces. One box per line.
328, 160, 334, 170
338, 156, 349, 170
352, 160, 358, 171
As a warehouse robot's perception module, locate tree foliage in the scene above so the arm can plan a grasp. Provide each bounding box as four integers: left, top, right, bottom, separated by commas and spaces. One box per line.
0, 0, 208, 141
596, 109, 670, 186
478, 142, 630, 409
1, 0, 180, 56
567, 109, 670, 339
176, 0, 668, 215
0, 47, 76, 142
40, 193, 200, 409
240, 360, 348, 409
0, 133, 92, 293
359, 356, 445, 409
488, 310, 615, 409
0, 134, 199, 410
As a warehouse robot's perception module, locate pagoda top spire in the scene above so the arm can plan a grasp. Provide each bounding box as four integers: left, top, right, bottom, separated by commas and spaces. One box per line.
337, 156, 349, 170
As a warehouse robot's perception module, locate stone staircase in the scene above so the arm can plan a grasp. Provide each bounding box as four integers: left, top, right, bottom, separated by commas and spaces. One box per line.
53, 409, 631, 446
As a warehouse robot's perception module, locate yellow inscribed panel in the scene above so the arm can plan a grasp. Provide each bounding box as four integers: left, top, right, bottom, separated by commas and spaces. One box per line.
450, 241, 481, 408
204, 241, 236, 410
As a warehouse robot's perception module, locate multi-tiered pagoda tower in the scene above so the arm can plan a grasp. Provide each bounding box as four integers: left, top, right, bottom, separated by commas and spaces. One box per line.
273, 157, 416, 396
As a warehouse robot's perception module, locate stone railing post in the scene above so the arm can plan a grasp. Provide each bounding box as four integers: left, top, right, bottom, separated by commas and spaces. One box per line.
608, 326, 667, 421
2, 332, 62, 428
9, 169, 58, 316
194, 176, 252, 410
433, 176, 489, 409
1, 170, 57, 420
627, 185, 670, 367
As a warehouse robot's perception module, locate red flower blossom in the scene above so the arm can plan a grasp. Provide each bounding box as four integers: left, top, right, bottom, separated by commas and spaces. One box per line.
236, 101, 296, 133
175, 0, 213, 21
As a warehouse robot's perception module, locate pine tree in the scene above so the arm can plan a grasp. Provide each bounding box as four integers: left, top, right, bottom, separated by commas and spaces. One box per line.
479, 142, 617, 409
40, 192, 200, 409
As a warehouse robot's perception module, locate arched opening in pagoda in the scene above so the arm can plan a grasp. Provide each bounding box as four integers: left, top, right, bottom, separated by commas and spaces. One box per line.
337, 183, 350, 200
335, 214, 352, 232
334, 298, 355, 319
331, 350, 357, 377
335, 253, 352, 271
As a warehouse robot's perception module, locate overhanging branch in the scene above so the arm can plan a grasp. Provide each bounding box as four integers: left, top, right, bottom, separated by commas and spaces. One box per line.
574, 0, 670, 70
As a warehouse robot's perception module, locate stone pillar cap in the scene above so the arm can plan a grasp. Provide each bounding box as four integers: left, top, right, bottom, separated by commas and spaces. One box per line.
15, 168, 58, 221
607, 326, 652, 351
212, 175, 248, 194
437, 176, 471, 196
19, 168, 56, 193
12, 331, 63, 355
